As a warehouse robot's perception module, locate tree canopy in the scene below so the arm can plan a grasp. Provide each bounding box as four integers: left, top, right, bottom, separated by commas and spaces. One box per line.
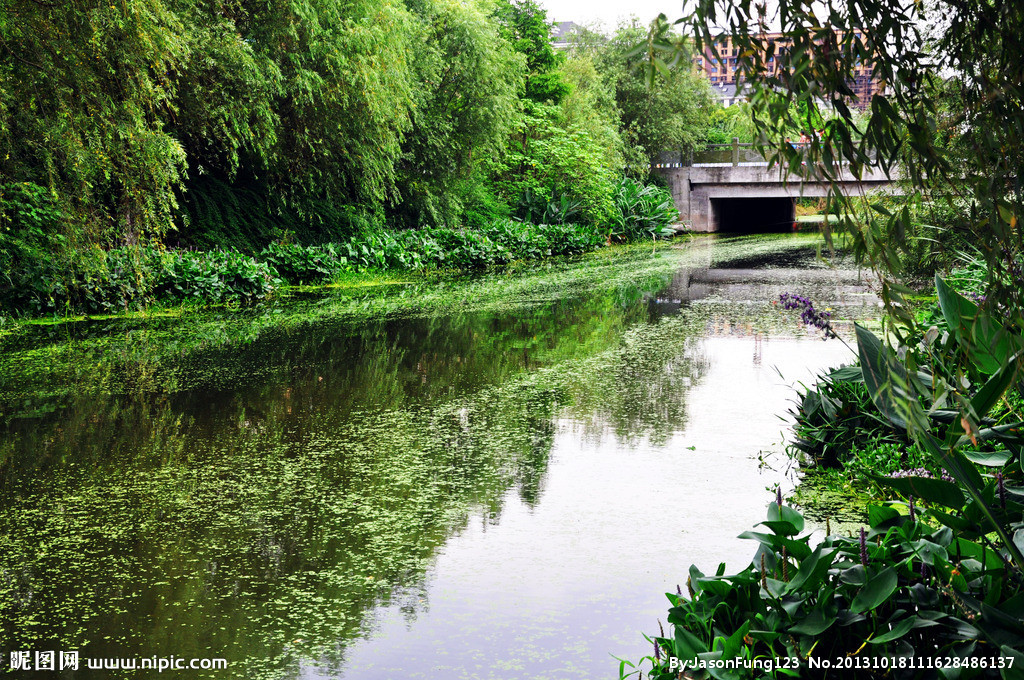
0, 0, 723, 256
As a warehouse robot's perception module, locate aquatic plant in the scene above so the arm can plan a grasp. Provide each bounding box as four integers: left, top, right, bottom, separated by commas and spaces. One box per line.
625, 496, 1024, 679
628, 276, 1024, 678
777, 292, 837, 339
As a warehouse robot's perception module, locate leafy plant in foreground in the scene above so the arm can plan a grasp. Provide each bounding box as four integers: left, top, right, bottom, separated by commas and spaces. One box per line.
609, 177, 679, 241
628, 496, 1024, 680
628, 278, 1024, 678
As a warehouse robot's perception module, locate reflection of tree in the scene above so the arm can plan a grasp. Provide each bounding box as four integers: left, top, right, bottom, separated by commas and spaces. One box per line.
3, 238, 812, 677
558, 313, 710, 447
0, 262, 686, 678
0, 370, 570, 678
513, 388, 559, 507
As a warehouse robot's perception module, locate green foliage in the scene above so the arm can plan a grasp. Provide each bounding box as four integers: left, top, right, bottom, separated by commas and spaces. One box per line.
513, 188, 582, 225
0, 183, 68, 293
156, 249, 278, 304
492, 101, 618, 225
1, 219, 619, 316
2, 245, 279, 314
608, 178, 679, 241
339, 220, 605, 271
631, 498, 1024, 679
391, 0, 524, 228
0, 0, 417, 239
790, 365, 906, 468
706, 105, 756, 145
588, 21, 715, 173
492, 0, 569, 104
259, 243, 348, 286
632, 2, 1024, 666
0, 0, 190, 241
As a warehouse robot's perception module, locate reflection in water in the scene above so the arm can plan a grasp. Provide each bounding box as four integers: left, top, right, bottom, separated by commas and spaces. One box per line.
0, 235, 877, 679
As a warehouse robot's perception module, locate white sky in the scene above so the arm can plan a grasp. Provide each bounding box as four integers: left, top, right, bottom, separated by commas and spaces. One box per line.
538, 0, 686, 31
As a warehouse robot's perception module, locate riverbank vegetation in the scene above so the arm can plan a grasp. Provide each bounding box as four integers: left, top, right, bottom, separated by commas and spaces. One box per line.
0, 0, 722, 320
628, 0, 1024, 677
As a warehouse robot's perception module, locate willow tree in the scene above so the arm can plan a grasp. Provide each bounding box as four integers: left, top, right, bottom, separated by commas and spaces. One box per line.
0, 0, 191, 243
392, 0, 524, 227
0, 0, 419, 246
244, 0, 417, 209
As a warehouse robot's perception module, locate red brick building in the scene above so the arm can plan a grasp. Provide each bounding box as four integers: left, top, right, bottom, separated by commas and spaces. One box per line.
694, 32, 881, 110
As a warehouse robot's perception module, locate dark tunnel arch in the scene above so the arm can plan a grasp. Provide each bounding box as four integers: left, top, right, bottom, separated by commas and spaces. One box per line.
711, 197, 796, 233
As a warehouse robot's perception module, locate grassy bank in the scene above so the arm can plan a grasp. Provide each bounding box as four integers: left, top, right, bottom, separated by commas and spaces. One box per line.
0, 221, 627, 321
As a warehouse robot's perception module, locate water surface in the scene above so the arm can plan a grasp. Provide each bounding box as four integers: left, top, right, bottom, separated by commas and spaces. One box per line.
0, 235, 878, 678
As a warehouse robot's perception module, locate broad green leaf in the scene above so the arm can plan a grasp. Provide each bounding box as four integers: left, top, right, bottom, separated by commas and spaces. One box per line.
869, 473, 965, 510
935, 275, 1021, 375
694, 577, 733, 598
955, 538, 1006, 570
850, 567, 898, 614
962, 450, 1011, 467
855, 324, 927, 431
970, 352, 1021, 417
868, 615, 914, 644
789, 609, 836, 636
999, 646, 1024, 680
867, 504, 900, 527
715, 620, 751, 658
765, 502, 805, 533
760, 520, 802, 536
672, 625, 708, 662
787, 545, 838, 592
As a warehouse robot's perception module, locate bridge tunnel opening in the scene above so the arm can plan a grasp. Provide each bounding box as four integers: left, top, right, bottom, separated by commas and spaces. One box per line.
711, 197, 796, 233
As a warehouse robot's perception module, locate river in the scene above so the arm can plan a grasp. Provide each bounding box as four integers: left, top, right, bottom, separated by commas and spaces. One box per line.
0, 234, 878, 679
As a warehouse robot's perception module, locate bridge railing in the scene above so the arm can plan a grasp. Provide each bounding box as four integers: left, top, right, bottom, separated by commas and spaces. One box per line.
652, 137, 878, 169
653, 139, 764, 168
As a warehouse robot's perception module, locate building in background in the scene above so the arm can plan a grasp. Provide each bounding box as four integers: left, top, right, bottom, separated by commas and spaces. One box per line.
550, 22, 580, 50
694, 31, 881, 110
710, 81, 743, 108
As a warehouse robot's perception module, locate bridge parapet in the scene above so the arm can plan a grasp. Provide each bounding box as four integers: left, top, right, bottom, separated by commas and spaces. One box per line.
652, 144, 897, 232
655, 138, 880, 170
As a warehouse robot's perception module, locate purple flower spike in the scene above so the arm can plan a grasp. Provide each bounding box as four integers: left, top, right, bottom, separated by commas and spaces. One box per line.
777, 486, 783, 507
859, 527, 868, 567
997, 472, 1006, 510
777, 293, 838, 338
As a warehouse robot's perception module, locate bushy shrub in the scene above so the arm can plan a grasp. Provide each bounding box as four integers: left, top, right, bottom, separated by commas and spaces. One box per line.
632, 497, 1024, 679
155, 249, 279, 303
790, 365, 906, 468
259, 243, 349, 285
0, 183, 70, 313
609, 178, 679, 241
513, 188, 583, 225
2, 218, 625, 317
335, 220, 605, 272
461, 180, 512, 229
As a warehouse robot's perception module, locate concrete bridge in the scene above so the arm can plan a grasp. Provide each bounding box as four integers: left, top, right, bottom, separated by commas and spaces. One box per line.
654, 147, 895, 232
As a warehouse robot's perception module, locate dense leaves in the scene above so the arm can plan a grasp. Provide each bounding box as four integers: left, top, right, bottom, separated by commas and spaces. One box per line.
1, 0, 725, 319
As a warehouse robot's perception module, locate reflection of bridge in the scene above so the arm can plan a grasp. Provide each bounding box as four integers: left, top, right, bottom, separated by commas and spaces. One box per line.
653, 141, 895, 232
